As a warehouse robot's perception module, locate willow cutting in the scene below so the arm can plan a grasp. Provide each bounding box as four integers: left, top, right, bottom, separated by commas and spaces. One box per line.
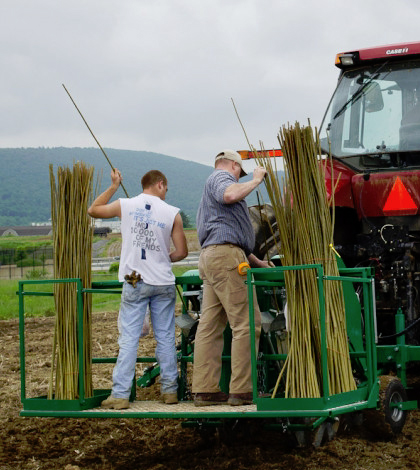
48, 162, 94, 400
255, 123, 355, 398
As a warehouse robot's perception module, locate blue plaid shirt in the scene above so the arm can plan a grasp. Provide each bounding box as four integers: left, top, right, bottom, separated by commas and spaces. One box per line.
196, 170, 255, 255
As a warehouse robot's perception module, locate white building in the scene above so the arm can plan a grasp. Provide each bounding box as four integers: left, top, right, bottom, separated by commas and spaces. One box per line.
93, 218, 121, 233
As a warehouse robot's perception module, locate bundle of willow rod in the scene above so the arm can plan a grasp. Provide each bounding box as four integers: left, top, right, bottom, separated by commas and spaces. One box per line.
255, 123, 355, 398
48, 162, 94, 400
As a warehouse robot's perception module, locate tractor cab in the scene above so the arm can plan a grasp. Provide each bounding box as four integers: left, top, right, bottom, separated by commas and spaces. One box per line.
320, 42, 420, 168
318, 42, 420, 342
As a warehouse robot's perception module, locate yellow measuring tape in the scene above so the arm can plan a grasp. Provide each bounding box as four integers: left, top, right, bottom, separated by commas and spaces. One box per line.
238, 262, 250, 275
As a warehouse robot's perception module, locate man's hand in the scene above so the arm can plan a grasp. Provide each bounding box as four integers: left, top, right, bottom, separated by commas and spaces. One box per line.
253, 166, 267, 184
259, 260, 275, 268
111, 168, 122, 188
87, 168, 122, 219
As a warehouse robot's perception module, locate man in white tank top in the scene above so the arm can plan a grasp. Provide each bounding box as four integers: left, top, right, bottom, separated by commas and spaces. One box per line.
88, 169, 188, 408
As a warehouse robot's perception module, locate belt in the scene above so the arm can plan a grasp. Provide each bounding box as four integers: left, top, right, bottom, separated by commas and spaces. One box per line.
204, 243, 243, 250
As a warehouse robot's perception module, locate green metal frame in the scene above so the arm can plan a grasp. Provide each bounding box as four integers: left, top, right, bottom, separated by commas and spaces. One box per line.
18, 273, 203, 413
247, 265, 386, 419
18, 278, 157, 411
376, 311, 420, 386
18, 265, 418, 424
18, 278, 110, 411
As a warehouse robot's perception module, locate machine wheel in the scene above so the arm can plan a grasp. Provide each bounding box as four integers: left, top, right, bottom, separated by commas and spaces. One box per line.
312, 419, 340, 448
379, 376, 408, 435
291, 418, 340, 448
364, 376, 408, 437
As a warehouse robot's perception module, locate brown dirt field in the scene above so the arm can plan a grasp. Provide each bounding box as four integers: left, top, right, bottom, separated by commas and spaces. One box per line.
2, 312, 420, 470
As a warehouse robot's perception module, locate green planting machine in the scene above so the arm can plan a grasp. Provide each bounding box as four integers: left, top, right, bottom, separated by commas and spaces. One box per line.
17, 261, 419, 446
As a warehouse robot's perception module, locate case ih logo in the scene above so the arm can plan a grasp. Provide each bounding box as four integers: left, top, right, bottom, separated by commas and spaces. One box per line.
386, 47, 409, 55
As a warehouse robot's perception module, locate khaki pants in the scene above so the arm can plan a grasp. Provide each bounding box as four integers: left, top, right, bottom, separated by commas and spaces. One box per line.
192, 244, 261, 394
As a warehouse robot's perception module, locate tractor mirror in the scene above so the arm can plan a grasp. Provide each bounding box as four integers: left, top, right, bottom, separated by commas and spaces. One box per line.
364, 82, 384, 113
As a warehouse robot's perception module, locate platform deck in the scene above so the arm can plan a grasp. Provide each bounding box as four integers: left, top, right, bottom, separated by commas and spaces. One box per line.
21, 400, 262, 418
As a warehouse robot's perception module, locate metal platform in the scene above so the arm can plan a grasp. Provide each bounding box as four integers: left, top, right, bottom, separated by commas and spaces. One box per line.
20, 400, 260, 419
99, 400, 257, 414
20, 267, 418, 431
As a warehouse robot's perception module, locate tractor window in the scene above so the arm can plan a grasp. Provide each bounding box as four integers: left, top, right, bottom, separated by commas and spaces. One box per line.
320, 60, 420, 170
357, 82, 401, 152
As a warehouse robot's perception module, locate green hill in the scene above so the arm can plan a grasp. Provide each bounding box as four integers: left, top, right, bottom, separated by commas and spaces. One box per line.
0, 147, 278, 227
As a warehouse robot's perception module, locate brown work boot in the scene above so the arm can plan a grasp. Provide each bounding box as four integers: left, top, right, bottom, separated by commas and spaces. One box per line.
228, 392, 254, 406
101, 395, 130, 410
194, 392, 229, 407
161, 393, 178, 404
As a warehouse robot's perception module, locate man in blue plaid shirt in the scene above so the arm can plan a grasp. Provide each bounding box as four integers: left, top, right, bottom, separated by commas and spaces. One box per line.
192, 149, 270, 407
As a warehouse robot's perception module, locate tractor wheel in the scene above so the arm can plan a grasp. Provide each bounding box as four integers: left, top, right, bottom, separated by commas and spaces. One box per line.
364, 375, 408, 437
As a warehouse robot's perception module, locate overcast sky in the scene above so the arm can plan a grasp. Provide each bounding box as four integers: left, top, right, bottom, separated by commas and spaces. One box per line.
2, 0, 419, 171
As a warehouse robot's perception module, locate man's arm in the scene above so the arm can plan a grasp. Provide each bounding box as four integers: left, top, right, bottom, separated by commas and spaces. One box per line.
170, 213, 188, 262
248, 253, 274, 268
88, 169, 122, 219
223, 166, 267, 204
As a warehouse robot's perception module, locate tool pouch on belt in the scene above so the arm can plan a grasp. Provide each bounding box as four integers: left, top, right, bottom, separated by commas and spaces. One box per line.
124, 271, 142, 287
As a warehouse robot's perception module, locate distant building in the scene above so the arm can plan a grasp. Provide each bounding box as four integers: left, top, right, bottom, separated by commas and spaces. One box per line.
94, 226, 112, 237
0, 226, 53, 236
31, 219, 52, 227
93, 218, 121, 234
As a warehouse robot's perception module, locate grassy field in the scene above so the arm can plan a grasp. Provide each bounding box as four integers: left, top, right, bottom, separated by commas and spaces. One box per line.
0, 230, 199, 320
0, 234, 53, 250
2, 265, 197, 321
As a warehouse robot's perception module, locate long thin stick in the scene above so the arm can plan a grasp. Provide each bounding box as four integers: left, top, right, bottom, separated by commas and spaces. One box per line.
256, 191, 271, 264
231, 98, 253, 151
62, 83, 130, 198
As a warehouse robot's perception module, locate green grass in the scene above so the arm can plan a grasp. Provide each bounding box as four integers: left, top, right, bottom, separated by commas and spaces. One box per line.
1, 265, 198, 321
0, 235, 53, 250
0, 234, 105, 250
1, 279, 56, 320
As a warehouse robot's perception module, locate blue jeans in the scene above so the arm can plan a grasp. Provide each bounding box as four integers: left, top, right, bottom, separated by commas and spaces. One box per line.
112, 281, 178, 398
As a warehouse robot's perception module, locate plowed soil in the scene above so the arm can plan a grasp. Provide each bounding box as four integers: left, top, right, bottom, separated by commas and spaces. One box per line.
2, 312, 420, 470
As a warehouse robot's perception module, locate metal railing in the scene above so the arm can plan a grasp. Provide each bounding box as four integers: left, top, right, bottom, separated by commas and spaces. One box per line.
0, 247, 54, 279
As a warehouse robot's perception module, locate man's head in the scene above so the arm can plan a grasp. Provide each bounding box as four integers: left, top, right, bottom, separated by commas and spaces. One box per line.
215, 149, 247, 179
141, 170, 168, 200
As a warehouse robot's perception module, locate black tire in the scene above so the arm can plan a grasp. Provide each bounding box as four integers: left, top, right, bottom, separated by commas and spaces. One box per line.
364, 375, 408, 437
380, 376, 408, 435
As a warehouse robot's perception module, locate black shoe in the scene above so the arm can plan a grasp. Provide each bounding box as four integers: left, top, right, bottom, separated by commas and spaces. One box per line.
194, 392, 229, 407
228, 392, 254, 406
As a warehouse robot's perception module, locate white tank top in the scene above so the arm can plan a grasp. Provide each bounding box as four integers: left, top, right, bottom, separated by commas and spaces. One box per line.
118, 193, 179, 285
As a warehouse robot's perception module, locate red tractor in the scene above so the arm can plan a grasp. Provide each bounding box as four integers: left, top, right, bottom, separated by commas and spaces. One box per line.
244, 41, 420, 345
319, 41, 420, 343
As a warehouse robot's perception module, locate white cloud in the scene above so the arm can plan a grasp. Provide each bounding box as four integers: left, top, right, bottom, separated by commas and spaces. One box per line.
1, 0, 420, 166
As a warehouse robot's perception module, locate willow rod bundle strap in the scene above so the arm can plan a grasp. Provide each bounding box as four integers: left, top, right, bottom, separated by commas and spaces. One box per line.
48, 162, 94, 400
255, 123, 355, 398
